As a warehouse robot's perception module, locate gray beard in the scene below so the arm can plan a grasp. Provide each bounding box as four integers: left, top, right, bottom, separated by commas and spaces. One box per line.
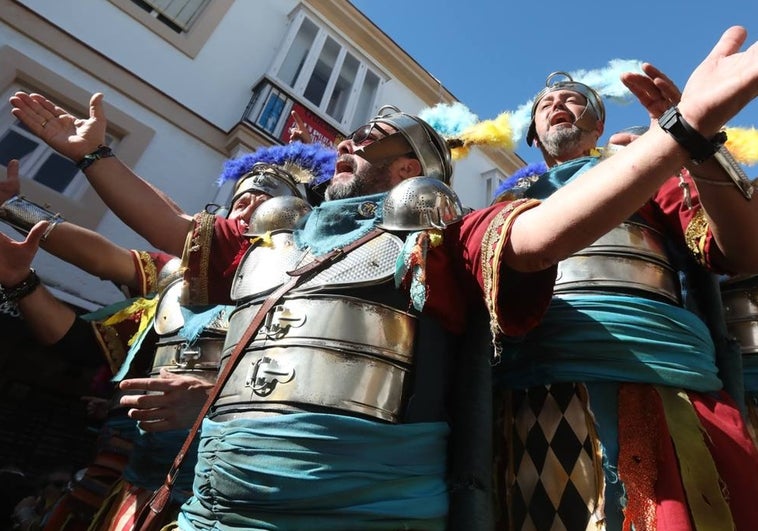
325, 179, 362, 201
539, 125, 586, 158
324, 160, 391, 201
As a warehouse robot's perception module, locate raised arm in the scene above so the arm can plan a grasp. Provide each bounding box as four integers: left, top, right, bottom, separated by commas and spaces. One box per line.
621, 62, 758, 272
0, 222, 76, 344
506, 26, 758, 272
1, 159, 148, 292
8, 92, 191, 257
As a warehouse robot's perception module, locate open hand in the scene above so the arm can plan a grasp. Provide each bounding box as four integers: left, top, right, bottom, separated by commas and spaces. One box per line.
0, 221, 47, 287
0, 159, 21, 203
9, 92, 107, 162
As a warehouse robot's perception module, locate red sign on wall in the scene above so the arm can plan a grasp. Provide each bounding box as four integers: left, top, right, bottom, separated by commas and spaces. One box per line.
280, 102, 344, 147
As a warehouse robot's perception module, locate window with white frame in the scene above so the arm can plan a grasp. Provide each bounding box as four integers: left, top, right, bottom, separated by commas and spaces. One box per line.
129, 0, 210, 33
109, 0, 232, 57
271, 10, 385, 132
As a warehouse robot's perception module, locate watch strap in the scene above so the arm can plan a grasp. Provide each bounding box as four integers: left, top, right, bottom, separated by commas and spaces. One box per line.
658, 106, 726, 164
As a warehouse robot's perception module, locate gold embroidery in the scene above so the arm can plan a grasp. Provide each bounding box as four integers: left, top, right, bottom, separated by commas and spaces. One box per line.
481, 198, 541, 358
183, 212, 215, 305
133, 250, 158, 296
684, 208, 710, 266
90, 321, 128, 375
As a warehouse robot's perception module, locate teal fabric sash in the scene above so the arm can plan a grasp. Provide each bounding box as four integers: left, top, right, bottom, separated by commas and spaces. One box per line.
178, 414, 448, 530
123, 429, 197, 502
521, 156, 598, 200
112, 304, 229, 381
293, 193, 385, 256
495, 294, 722, 392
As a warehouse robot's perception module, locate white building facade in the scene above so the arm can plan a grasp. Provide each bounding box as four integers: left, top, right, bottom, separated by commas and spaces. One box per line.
0, 0, 524, 309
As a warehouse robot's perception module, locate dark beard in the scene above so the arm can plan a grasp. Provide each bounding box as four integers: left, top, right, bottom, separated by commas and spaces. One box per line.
539, 125, 586, 158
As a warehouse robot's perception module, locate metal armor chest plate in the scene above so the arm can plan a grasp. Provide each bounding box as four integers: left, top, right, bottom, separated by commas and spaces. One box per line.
151, 278, 230, 382
554, 221, 680, 303
230, 231, 404, 302
217, 230, 418, 423
721, 274, 758, 354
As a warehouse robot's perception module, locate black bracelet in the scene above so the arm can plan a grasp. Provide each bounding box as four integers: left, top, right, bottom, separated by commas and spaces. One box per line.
658, 106, 726, 164
76, 144, 115, 171
1, 268, 41, 303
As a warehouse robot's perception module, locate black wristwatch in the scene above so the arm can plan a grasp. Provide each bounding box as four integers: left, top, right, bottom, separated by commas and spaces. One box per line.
658, 106, 725, 164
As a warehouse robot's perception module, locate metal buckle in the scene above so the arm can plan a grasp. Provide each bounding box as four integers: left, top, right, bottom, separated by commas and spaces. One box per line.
260, 305, 306, 339
245, 356, 294, 396
174, 342, 201, 369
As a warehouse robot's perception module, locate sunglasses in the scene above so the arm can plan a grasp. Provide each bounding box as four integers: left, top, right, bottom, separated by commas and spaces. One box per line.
347, 122, 395, 146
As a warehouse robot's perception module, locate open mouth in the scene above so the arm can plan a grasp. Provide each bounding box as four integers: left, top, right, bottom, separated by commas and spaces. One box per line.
335, 157, 355, 174
549, 110, 574, 126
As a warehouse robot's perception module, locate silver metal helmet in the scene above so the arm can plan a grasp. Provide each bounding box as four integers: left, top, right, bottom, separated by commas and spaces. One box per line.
378, 176, 464, 231
362, 105, 453, 184
244, 195, 312, 236
229, 163, 303, 216
525, 72, 606, 146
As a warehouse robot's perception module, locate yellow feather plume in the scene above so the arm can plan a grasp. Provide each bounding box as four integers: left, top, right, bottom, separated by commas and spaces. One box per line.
451, 112, 514, 161
725, 127, 758, 166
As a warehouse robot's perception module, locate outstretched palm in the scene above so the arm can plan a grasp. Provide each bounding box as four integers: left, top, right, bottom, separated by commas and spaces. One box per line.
9, 92, 107, 162
0, 222, 46, 287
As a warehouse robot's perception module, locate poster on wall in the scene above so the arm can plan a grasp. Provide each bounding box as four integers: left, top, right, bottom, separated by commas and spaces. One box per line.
280, 102, 343, 147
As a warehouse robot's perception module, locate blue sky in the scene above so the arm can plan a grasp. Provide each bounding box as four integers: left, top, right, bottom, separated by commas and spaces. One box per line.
349, 1, 758, 166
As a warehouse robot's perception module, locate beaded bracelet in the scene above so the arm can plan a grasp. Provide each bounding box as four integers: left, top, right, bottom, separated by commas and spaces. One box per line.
1, 268, 41, 303
76, 144, 115, 171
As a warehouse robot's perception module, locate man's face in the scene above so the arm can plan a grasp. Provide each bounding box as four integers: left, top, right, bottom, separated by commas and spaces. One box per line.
533, 89, 601, 159
228, 190, 270, 228
326, 122, 420, 201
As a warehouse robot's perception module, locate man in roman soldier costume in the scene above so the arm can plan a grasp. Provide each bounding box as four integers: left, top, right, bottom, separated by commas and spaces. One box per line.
9, 25, 758, 529
0, 143, 333, 530
491, 60, 758, 529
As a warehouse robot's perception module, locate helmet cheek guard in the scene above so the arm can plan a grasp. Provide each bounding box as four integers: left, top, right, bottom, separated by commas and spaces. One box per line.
371, 105, 453, 184
525, 71, 606, 147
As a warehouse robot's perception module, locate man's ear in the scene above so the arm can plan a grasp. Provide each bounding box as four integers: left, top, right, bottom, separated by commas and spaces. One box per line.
595, 120, 605, 141
399, 157, 423, 178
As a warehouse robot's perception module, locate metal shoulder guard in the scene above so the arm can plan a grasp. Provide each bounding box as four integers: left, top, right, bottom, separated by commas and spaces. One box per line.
0, 195, 63, 236
378, 176, 463, 231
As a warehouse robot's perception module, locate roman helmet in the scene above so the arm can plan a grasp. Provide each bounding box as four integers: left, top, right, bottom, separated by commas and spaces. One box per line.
354, 105, 453, 184
525, 71, 605, 147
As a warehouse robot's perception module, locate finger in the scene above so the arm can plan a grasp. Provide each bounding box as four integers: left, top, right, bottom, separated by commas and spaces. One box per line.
620, 74, 657, 103
704, 26, 746, 62
608, 132, 639, 147
1, 160, 21, 198
10, 94, 49, 130
119, 377, 167, 391
90, 93, 106, 122
120, 392, 166, 409
127, 407, 166, 422
135, 418, 173, 433
26, 221, 48, 248
30, 94, 63, 118
292, 110, 306, 129
6, 159, 19, 180
643, 63, 683, 104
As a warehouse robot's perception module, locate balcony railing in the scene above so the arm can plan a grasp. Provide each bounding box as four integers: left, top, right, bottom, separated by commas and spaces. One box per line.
242, 77, 344, 146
